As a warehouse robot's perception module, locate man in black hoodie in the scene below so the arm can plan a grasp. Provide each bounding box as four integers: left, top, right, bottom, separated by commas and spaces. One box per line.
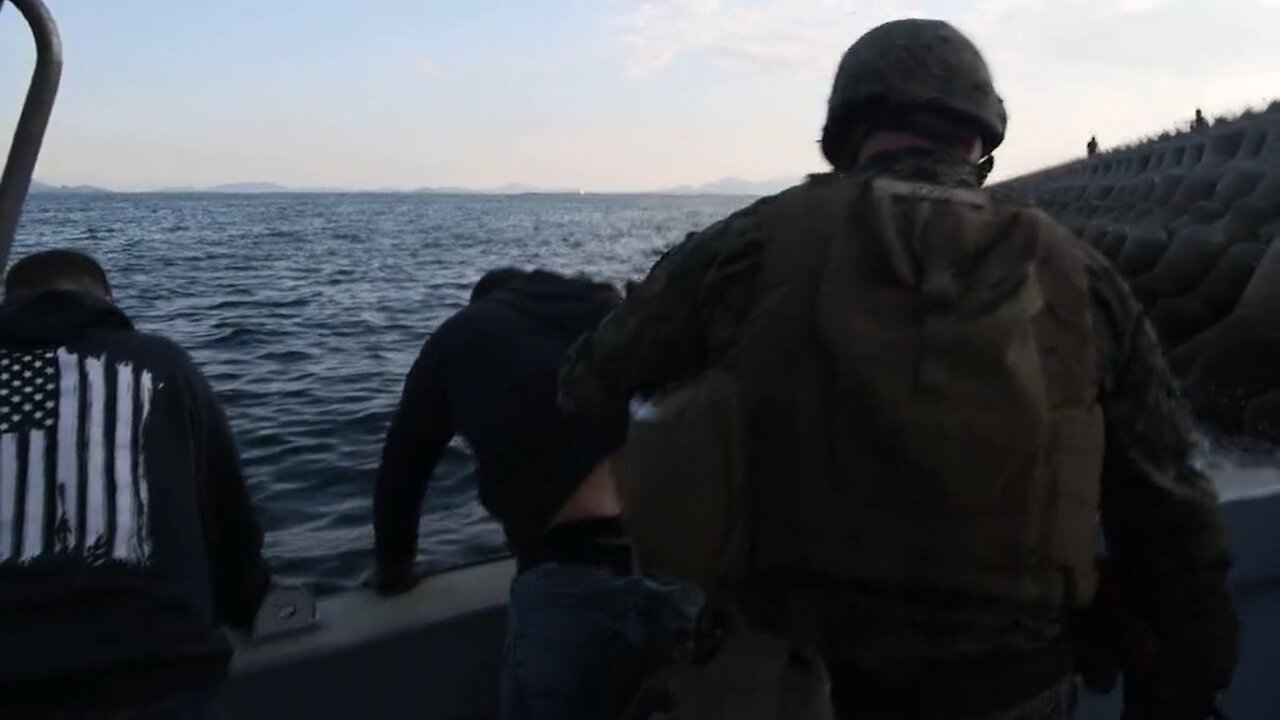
371, 268, 702, 720
0, 249, 271, 718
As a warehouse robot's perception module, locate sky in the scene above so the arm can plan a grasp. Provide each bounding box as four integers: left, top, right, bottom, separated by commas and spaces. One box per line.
1, 0, 1278, 192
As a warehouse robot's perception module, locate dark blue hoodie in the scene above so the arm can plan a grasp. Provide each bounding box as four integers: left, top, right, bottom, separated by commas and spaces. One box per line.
0, 290, 270, 711
374, 271, 628, 567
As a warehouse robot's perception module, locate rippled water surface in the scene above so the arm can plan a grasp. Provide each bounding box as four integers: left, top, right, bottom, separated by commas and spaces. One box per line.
13, 192, 751, 594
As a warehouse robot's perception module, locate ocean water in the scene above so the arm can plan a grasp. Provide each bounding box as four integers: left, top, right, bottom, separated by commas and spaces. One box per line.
12, 192, 1280, 597
12, 192, 751, 594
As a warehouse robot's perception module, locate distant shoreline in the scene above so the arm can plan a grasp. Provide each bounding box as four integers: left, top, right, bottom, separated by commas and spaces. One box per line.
28, 178, 800, 198
28, 189, 768, 198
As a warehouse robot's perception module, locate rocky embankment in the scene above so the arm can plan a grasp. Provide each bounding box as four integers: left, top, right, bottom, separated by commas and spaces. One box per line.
995, 102, 1280, 441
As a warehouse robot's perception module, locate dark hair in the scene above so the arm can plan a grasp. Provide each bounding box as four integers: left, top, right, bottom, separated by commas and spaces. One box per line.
471, 267, 529, 303
471, 267, 624, 306
4, 249, 113, 300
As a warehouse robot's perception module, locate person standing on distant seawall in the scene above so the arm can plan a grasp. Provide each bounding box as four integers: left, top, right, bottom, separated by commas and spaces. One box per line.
1193, 108, 1209, 131
0, 250, 273, 719
369, 268, 701, 720
559, 18, 1238, 720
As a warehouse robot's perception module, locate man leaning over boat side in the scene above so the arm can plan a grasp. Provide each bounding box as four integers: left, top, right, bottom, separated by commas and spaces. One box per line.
370, 267, 702, 720
558, 18, 1239, 720
0, 249, 273, 719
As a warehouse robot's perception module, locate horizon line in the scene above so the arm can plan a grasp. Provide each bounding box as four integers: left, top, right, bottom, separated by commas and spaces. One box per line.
28, 175, 810, 197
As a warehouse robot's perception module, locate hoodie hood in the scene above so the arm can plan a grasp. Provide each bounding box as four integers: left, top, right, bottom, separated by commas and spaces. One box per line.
486, 270, 620, 333
0, 290, 133, 347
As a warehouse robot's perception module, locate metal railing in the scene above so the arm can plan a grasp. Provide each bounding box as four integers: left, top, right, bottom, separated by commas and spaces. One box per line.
0, 0, 62, 275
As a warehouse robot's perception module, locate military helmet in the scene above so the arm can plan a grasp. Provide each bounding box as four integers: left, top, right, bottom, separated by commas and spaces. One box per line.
820, 18, 1007, 167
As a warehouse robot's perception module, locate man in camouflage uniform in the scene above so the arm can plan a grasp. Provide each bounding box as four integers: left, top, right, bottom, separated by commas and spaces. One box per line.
559, 18, 1238, 720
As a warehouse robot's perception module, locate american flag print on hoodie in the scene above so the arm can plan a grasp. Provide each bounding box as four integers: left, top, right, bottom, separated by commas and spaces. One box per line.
0, 347, 156, 566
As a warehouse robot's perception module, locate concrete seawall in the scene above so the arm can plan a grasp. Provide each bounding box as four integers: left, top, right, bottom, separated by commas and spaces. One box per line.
994, 102, 1280, 440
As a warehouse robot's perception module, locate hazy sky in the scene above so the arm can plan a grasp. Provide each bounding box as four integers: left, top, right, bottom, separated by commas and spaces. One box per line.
2, 0, 1277, 191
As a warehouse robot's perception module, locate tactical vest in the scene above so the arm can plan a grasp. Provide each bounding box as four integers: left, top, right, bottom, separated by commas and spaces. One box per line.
622, 174, 1105, 613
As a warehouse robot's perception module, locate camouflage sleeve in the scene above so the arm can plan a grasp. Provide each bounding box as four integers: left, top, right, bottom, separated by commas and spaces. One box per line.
557, 211, 764, 419
1085, 246, 1240, 692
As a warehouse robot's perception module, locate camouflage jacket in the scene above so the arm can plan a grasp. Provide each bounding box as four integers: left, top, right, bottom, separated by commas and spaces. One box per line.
557, 148, 1239, 689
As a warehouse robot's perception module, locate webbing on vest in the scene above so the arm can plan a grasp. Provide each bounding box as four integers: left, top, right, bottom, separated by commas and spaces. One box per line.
623, 174, 1104, 617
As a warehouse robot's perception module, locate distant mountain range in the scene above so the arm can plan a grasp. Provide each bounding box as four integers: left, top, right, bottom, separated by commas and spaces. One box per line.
657, 176, 798, 196
29, 180, 112, 194
153, 182, 358, 194
410, 183, 582, 195
27, 175, 802, 197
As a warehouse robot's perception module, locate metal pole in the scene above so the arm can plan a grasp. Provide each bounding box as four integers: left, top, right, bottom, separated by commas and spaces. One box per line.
0, 0, 62, 276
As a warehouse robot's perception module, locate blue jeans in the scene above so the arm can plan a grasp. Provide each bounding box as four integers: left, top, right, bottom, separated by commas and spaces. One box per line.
989, 679, 1077, 720
500, 562, 703, 720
